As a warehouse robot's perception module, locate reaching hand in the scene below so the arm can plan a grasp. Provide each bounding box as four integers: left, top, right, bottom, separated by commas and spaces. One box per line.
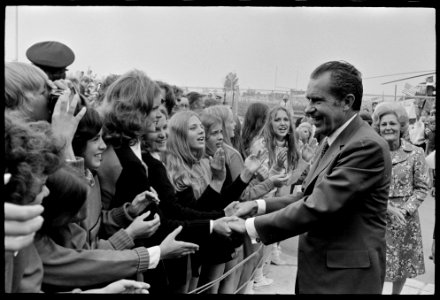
227, 218, 247, 234
210, 147, 226, 182
128, 188, 160, 217
232, 201, 258, 218
83, 279, 150, 294
244, 150, 263, 174
269, 173, 290, 188
224, 201, 239, 217
159, 226, 199, 260
4, 202, 44, 252
4, 172, 48, 252
213, 216, 240, 237
125, 212, 160, 240
51, 88, 86, 160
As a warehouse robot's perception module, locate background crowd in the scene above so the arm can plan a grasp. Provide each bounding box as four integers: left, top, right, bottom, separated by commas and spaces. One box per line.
3, 41, 436, 294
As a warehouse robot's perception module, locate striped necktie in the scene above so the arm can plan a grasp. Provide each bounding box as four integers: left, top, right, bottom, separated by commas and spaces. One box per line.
318, 138, 329, 162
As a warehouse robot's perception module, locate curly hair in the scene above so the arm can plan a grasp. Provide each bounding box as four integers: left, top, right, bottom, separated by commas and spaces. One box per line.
4, 112, 64, 205
262, 105, 299, 171
102, 69, 161, 148
372, 101, 409, 138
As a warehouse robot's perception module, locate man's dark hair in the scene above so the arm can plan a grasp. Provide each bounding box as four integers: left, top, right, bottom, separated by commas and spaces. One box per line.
156, 80, 176, 116
310, 60, 363, 111
186, 91, 205, 109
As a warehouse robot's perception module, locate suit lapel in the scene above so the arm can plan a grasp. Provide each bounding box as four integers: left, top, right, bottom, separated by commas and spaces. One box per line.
303, 116, 365, 192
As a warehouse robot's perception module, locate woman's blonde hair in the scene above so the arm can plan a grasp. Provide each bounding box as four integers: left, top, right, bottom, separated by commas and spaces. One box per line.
199, 112, 223, 156
372, 101, 409, 138
5, 62, 49, 119
203, 105, 234, 146
165, 110, 210, 197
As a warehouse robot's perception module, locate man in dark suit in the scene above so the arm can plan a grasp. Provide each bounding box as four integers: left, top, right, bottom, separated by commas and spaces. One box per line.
229, 61, 392, 294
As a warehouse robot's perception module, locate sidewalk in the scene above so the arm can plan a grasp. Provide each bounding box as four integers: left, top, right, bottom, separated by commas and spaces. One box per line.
249, 249, 434, 295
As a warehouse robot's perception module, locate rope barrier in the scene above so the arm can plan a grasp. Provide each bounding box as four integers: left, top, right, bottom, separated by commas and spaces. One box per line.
188, 243, 264, 294
233, 244, 273, 294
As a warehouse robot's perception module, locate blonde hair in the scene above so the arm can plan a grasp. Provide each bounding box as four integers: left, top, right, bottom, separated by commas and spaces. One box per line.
200, 112, 223, 156
203, 105, 234, 146
372, 101, 409, 138
5, 62, 49, 119
165, 111, 210, 198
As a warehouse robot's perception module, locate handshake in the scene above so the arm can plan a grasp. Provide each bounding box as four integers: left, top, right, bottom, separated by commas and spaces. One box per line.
212, 201, 259, 236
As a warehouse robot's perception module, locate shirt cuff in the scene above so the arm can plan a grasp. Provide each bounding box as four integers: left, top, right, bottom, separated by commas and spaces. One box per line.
245, 217, 260, 244
147, 246, 161, 269
255, 199, 266, 215
210, 220, 213, 234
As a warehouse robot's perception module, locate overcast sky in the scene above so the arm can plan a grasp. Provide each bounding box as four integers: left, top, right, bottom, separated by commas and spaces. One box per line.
4, 6, 436, 96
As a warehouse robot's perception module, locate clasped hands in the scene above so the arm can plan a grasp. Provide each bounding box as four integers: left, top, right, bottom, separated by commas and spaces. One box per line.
212, 200, 260, 236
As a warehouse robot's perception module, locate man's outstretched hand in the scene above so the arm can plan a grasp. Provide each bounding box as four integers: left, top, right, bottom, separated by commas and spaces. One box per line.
232, 201, 258, 218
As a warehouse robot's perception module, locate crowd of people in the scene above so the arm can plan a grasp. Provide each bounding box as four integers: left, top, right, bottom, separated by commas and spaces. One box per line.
4, 41, 436, 294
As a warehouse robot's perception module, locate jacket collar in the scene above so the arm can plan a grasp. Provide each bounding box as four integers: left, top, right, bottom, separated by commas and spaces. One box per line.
304, 115, 365, 191
391, 138, 414, 165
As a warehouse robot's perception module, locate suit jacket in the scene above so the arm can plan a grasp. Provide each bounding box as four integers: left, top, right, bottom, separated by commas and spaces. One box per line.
255, 115, 392, 294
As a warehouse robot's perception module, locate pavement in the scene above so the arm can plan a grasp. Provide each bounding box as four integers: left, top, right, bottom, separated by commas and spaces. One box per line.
247, 237, 435, 295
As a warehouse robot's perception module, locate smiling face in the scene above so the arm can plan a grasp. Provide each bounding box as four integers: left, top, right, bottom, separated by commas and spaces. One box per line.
305, 72, 346, 137
379, 113, 401, 144
206, 123, 223, 156
146, 115, 168, 153
187, 115, 205, 152
83, 129, 107, 170
271, 109, 290, 140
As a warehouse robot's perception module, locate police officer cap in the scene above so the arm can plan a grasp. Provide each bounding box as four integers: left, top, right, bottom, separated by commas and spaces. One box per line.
26, 41, 75, 68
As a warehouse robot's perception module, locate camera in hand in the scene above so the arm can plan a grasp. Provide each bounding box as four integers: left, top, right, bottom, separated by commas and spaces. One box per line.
47, 87, 77, 119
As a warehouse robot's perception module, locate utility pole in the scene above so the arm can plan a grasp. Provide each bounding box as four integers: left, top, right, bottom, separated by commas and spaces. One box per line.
295, 71, 298, 91
274, 65, 278, 91
15, 6, 19, 61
